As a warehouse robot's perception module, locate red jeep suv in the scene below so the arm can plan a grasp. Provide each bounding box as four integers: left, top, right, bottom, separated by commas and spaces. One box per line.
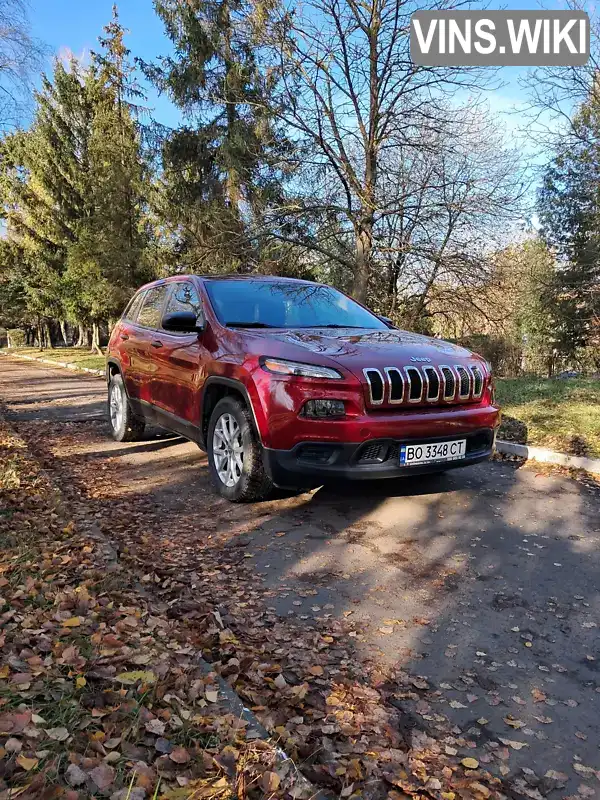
106, 275, 500, 501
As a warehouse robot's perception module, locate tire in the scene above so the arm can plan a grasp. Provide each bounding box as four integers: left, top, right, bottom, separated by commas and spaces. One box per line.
207, 396, 273, 502
107, 373, 146, 442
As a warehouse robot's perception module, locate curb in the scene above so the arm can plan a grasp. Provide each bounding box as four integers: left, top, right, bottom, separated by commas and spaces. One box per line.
497, 439, 600, 475
0, 349, 104, 377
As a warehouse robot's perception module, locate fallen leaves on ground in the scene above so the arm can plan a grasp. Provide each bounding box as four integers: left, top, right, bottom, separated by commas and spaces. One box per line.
1, 416, 589, 800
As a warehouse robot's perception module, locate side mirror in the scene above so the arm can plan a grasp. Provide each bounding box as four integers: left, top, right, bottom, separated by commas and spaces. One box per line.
378, 315, 395, 328
162, 311, 205, 333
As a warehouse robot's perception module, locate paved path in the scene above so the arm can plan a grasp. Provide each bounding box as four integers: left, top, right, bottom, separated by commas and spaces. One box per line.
2, 355, 600, 797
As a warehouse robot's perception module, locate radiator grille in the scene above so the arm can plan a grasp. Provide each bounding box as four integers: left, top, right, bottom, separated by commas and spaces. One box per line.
362, 362, 487, 408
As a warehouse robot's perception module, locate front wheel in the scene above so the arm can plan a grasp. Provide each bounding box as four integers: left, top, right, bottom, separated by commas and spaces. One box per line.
107, 373, 145, 442
207, 397, 273, 502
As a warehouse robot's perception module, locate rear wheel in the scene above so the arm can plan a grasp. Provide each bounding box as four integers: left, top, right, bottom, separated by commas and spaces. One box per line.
108, 373, 145, 442
207, 396, 273, 502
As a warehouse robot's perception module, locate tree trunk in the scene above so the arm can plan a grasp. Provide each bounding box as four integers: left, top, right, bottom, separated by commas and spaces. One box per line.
44, 321, 54, 349
59, 320, 69, 346
223, 13, 240, 211
353, 221, 373, 303
91, 322, 103, 356
76, 323, 89, 348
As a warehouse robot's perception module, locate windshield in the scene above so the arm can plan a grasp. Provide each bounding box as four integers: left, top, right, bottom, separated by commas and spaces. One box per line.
205, 280, 387, 330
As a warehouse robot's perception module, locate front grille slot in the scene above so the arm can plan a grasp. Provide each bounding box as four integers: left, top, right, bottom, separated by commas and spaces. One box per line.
385, 367, 404, 403
440, 366, 456, 400
471, 365, 484, 398
404, 367, 423, 402
455, 365, 471, 399
363, 369, 384, 404
423, 366, 440, 401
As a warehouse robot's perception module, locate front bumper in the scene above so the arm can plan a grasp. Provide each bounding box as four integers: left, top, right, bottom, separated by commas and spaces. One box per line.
262, 428, 496, 488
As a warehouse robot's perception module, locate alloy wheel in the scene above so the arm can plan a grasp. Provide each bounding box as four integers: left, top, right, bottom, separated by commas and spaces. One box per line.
212, 413, 244, 487
109, 384, 124, 432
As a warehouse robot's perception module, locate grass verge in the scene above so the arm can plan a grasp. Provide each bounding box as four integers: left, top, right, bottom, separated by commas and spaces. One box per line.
1, 347, 105, 372
497, 376, 600, 458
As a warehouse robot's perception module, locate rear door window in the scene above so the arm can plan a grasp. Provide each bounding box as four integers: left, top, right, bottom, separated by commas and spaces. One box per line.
124, 290, 146, 323
137, 285, 169, 329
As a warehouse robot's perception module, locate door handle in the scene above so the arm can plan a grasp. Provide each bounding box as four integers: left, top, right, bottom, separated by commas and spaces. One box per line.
151, 340, 163, 348
120, 333, 129, 341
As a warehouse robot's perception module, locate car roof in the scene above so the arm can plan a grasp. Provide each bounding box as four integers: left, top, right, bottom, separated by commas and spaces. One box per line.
137, 274, 321, 291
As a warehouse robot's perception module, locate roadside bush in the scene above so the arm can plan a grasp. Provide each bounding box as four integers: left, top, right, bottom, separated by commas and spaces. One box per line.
457, 333, 522, 377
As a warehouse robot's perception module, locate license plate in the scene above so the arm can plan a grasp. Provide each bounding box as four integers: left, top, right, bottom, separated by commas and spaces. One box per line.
400, 439, 466, 466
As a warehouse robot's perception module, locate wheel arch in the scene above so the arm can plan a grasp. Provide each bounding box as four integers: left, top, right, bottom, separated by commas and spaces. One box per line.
201, 377, 262, 449
106, 357, 122, 383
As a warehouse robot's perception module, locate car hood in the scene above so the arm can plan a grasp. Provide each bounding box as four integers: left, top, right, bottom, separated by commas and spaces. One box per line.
253, 327, 480, 369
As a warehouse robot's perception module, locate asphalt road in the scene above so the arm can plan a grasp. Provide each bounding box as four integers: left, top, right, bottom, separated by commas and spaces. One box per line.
1, 355, 599, 797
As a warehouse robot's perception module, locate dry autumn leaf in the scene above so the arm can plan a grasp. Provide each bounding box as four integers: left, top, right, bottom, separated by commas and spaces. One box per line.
145, 718, 166, 735
90, 763, 115, 790
44, 727, 69, 741
461, 758, 479, 769
498, 738, 529, 750
503, 716, 526, 729
273, 673, 287, 689
169, 746, 191, 764
261, 771, 281, 792
16, 755, 38, 771
116, 670, 157, 685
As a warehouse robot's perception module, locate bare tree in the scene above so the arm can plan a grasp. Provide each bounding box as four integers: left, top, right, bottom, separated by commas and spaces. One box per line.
264, 0, 503, 302
374, 106, 528, 326
0, 0, 47, 131
522, 0, 600, 147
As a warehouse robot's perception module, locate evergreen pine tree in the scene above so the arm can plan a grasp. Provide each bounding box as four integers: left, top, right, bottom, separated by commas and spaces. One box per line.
539, 94, 600, 366
145, 0, 288, 271
0, 58, 94, 343
63, 7, 155, 351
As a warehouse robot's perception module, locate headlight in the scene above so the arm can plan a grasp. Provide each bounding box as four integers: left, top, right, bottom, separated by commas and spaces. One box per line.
261, 357, 343, 379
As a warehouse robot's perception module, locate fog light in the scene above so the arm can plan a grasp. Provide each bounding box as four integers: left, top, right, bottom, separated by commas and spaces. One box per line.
302, 399, 346, 418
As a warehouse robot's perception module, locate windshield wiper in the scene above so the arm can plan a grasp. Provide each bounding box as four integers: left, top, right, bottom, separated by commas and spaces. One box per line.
225, 321, 278, 328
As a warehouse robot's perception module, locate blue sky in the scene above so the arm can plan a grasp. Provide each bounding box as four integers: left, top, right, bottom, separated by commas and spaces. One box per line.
29, 0, 181, 128
28, 0, 539, 132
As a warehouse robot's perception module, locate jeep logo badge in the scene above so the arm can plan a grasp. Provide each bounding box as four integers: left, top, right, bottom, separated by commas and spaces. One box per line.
410, 356, 432, 363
